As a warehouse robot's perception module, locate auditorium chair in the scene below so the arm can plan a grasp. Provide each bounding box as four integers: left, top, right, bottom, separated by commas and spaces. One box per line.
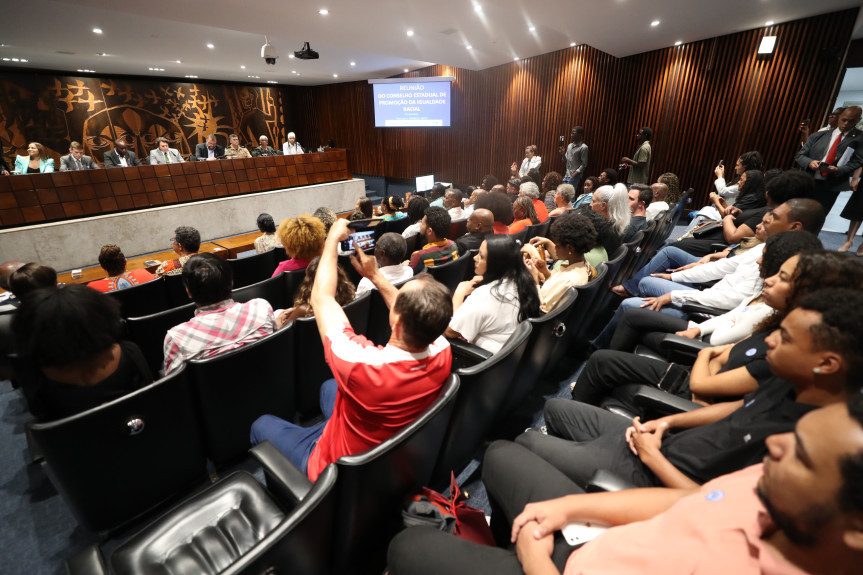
164, 273, 192, 307
404, 233, 420, 256
106, 277, 169, 318
338, 246, 375, 287
630, 219, 658, 272
256, 374, 460, 575
360, 273, 419, 346
449, 218, 467, 240
591, 244, 630, 319
272, 246, 290, 264
601, 383, 701, 421
431, 322, 533, 488
29, 365, 208, 534
509, 227, 528, 246
125, 302, 196, 374
566, 262, 608, 345
187, 323, 297, 466
293, 291, 371, 419
231, 272, 290, 310
613, 230, 644, 287
669, 188, 694, 229
426, 253, 475, 294
381, 215, 411, 236
66, 462, 339, 575
227, 249, 277, 289
524, 220, 550, 241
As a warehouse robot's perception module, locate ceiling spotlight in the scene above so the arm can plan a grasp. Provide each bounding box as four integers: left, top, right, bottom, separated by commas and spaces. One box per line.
296, 73, 301, 76
466, 45, 472, 50
175, 60, 182, 64
92, 28, 103, 34
98, 52, 108, 56
248, 75, 261, 79
674, 41, 682, 46
20, 58, 27, 62
240, 65, 246, 69
758, 35, 777, 55
268, 80, 278, 83
288, 54, 295, 59
528, 25, 536, 32
350, 61, 356, 66
148, 67, 165, 71
185, 75, 198, 78
765, 20, 774, 26
650, 20, 660, 27
407, 29, 414, 37
11, 58, 19, 62
570, 42, 576, 47
319, 8, 328, 15
474, 4, 482, 13
333, 73, 338, 77
514, 56, 519, 61
206, 43, 215, 49
291, 70, 297, 74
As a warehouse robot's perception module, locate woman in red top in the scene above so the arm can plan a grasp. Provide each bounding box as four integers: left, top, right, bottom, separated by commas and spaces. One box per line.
271, 214, 326, 276
508, 197, 540, 234
88, 244, 157, 292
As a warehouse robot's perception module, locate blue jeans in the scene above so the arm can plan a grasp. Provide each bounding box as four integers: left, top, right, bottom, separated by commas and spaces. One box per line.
563, 174, 582, 189
250, 378, 338, 474
621, 246, 701, 295
592, 278, 695, 349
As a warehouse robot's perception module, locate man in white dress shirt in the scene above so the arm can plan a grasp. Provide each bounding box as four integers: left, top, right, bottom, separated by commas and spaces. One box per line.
511, 145, 541, 178
445, 189, 466, 221
283, 132, 304, 155
355, 233, 413, 295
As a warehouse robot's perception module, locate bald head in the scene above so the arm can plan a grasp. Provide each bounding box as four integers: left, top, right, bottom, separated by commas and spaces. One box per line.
839, 106, 862, 133
468, 209, 494, 234
0, 261, 24, 290
651, 183, 668, 202
490, 184, 506, 194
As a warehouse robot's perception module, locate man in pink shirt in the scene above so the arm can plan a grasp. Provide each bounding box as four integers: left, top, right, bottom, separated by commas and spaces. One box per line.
388, 397, 863, 574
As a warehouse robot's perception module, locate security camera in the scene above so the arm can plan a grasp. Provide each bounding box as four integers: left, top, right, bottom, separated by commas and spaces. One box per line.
261, 36, 278, 65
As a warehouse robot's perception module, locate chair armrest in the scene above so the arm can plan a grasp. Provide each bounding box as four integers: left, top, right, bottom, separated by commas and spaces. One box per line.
709, 243, 727, 253
65, 544, 108, 575
659, 334, 710, 354
680, 303, 725, 317
585, 469, 637, 493
447, 338, 493, 369
250, 441, 313, 508
629, 385, 701, 415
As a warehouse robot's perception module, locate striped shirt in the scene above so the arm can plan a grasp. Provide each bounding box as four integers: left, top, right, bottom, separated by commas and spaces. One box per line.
408, 239, 458, 272
162, 298, 276, 375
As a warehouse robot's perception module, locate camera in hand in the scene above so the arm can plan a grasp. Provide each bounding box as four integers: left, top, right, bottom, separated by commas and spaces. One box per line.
340, 230, 376, 253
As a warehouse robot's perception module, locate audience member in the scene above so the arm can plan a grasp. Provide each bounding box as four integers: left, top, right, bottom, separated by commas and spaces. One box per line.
59, 141, 99, 171
509, 196, 540, 234
348, 210, 367, 221
505, 178, 521, 202
312, 206, 337, 234
279, 256, 356, 323
402, 196, 431, 238
646, 182, 669, 220
475, 189, 514, 234
572, 175, 599, 209
224, 134, 251, 159
102, 139, 141, 168
621, 126, 652, 185
195, 134, 224, 161
155, 225, 200, 276
524, 212, 598, 312
480, 174, 498, 191
408, 206, 458, 273
251, 135, 279, 157
163, 253, 276, 375
271, 215, 326, 276
524, 167, 542, 187
149, 136, 185, 164
356, 197, 374, 219
14, 142, 54, 173
380, 196, 406, 221
621, 184, 651, 242
0, 261, 25, 314
429, 183, 447, 208
254, 213, 281, 253
713, 151, 764, 205
657, 171, 681, 203
598, 167, 618, 187
12, 285, 151, 420
8, 263, 57, 299
88, 244, 157, 292
250, 218, 453, 480
691, 168, 767, 230
560, 126, 588, 188
444, 188, 465, 221
576, 206, 620, 268
511, 144, 541, 178
541, 171, 564, 210
446, 235, 541, 353
519, 181, 549, 222
356, 233, 413, 295
462, 187, 485, 217
456, 208, 494, 255
548, 183, 575, 217
591, 183, 630, 237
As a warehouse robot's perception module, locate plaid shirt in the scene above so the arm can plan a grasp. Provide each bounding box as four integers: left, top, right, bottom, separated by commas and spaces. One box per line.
162, 298, 276, 375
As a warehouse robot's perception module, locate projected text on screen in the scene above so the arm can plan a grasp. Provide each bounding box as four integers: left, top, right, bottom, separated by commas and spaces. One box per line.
373, 81, 451, 127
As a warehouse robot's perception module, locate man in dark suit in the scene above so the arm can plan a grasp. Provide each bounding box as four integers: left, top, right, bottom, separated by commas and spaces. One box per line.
102, 139, 141, 168
194, 134, 224, 161
59, 141, 100, 170
455, 208, 494, 255
795, 106, 863, 213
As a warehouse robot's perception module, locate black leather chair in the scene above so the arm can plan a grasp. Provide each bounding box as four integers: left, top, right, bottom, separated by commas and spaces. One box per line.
669, 188, 694, 229
293, 291, 372, 418
426, 254, 474, 294
379, 215, 411, 238
126, 303, 196, 374
449, 218, 468, 240
509, 227, 528, 246
227, 249, 277, 289
231, 272, 291, 310
29, 365, 208, 534
592, 244, 630, 317
338, 246, 375, 287
106, 278, 169, 318
563, 263, 608, 345
431, 322, 532, 487
404, 232, 420, 256
359, 273, 418, 346
187, 324, 296, 466
614, 230, 644, 287
255, 374, 460, 575
524, 220, 550, 241
272, 246, 290, 264
164, 272, 192, 307
66, 457, 338, 575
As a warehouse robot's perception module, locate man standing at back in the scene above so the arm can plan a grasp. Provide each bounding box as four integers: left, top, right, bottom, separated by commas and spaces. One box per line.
251, 219, 453, 480
560, 126, 588, 189
621, 127, 652, 185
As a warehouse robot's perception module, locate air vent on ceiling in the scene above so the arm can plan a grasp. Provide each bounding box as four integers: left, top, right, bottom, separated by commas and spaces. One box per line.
55, 50, 77, 55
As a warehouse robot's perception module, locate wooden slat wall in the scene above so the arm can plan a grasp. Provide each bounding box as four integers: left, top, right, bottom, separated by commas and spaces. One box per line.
295, 9, 857, 206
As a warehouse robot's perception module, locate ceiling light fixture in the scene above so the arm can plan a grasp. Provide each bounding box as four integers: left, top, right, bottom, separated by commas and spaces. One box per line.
175, 60, 182, 64
291, 70, 297, 74
528, 25, 536, 32
407, 29, 414, 37
350, 61, 356, 66
288, 54, 295, 59
674, 41, 682, 46
98, 52, 108, 56
240, 65, 246, 69
474, 4, 482, 13
248, 75, 261, 79
650, 20, 660, 27
148, 67, 165, 71
267, 80, 278, 83
758, 35, 777, 55
570, 42, 576, 47
514, 56, 519, 61
92, 28, 103, 34
185, 75, 198, 78
319, 8, 329, 15
77, 69, 95, 73
765, 21, 774, 26
404, 68, 409, 72
206, 43, 215, 49
466, 45, 472, 50
333, 73, 338, 77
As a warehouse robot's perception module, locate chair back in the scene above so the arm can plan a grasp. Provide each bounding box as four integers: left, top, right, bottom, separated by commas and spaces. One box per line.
106, 278, 169, 318
377, 216, 411, 239
593, 244, 630, 314
164, 273, 192, 307
360, 273, 418, 346
231, 272, 291, 310
431, 322, 532, 486
293, 291, 372, 418
616, 230, 645, 283
272, 246, 290, 264
449, 218, 468, 240
228, 250, 277, 289
509, 227, 528, 246
426, 254, 474, 294
126, 303, 196, 374
569, 263, 609, 343
404, 232, 420, 256
669, 188, 694, 228
188, 324, 296, 466
524, 220, 550, 241
338, 246, 375, 287
332, 374, 460, 575
29, 365, 207, 533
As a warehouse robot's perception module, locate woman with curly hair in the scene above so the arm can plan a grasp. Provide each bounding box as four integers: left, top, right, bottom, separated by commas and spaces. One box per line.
657, 172, 680, 204
572, 175, 600, 209
276, 256, 356, 324
88, 244, 157, 292
542, 171, 564, 210
379, 196, 406, 221
508, 196, 540, 234
523, 212, 599, 312
445, 235, 541, 353
271, 215, 326, 277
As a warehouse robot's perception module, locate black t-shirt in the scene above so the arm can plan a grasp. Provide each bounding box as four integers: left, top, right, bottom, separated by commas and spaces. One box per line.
720, 330, 772, 381
21, 340, 153, 420
455, 231, 487, 256
661, 377, 815, 484
622, 216, 648, 243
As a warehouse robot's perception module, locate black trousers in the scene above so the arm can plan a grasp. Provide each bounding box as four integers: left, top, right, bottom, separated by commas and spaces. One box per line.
608, 307, 689, 353
387, 441, 579, 575
812, 182, 841, 215
670, 236, 725, 257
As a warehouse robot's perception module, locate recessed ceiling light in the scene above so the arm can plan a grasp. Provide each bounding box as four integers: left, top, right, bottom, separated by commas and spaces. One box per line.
148, 67, 165, 71
20, 58, 27, 62
333, 73, 338, 77
765, 20, 774, 26
474, 4, 482, 13
288, 54, 295, 59
674, 41, 682, 46
350, 61, 356, 66
466, 45, 472, 50
98, 52, 108, 56
1, 58, 8, 61
92, 28, 103, 34
206, 43, 215, 49
267, 80, 278, 83
240, 65, 246, 69
291, 70, 297, 74
11, 58, 19, 62
514, 56, 519, 61
77, 69, 96, 73
404, 68, 409, 72
528, 25, 536, 32
185, 75, 198, 78
319, 8, 328, 15
758, 35, 777, 55
407, 29, 414, 37
248, 75, 261, 79
650, 20, 660, 27
296, 73, 301, 76
570, 42, 576, 47
175, 60, 182, 64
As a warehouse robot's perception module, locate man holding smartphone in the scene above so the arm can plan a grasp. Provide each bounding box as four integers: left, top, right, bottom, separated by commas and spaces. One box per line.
559, 126, 588, 190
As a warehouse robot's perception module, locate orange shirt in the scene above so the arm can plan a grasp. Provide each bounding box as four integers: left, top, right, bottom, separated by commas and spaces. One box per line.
533, 199, 549, 222
492, 221, 510, 235
508, 218, 531, 234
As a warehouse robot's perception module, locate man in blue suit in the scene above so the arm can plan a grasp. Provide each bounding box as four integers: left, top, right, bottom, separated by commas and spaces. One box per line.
795, 105, 863, 213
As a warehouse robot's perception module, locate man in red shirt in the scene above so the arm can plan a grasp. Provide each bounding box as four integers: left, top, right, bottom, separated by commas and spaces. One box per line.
251, 218, 453, 481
